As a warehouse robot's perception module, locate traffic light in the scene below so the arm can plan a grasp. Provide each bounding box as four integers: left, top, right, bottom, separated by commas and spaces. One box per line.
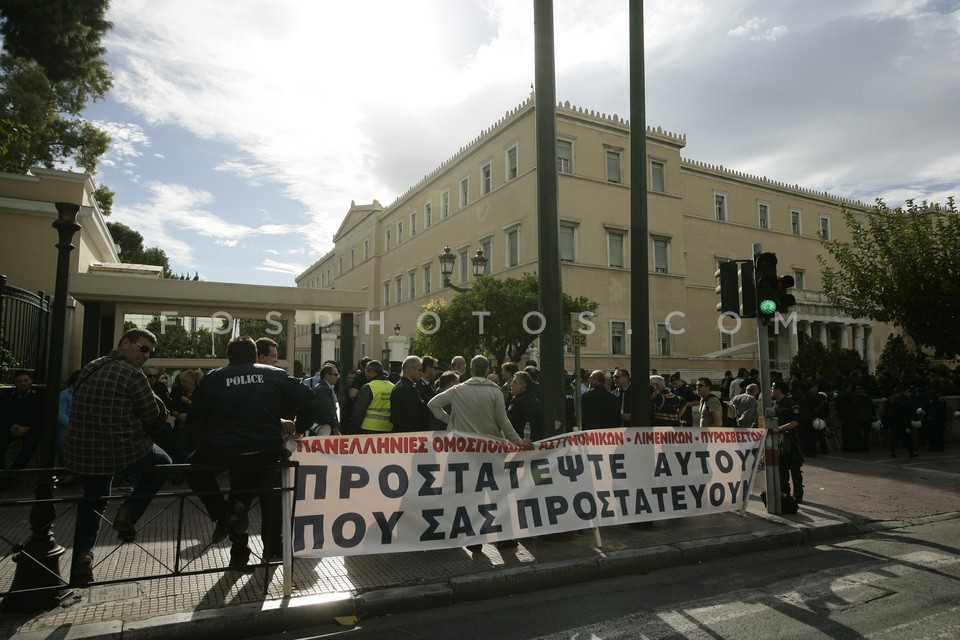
775, 273, 796, 314
715, 261, 739, 314
739, 260, 756, 318
754, 252, 779, 322
754, 252, 796, 322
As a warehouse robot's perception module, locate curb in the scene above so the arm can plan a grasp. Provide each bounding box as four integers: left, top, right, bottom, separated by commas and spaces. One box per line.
15, 511, 960, 639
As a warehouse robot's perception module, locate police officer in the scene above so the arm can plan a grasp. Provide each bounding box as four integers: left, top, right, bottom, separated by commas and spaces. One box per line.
771, 380, 803, 505
186, 336, 324, 570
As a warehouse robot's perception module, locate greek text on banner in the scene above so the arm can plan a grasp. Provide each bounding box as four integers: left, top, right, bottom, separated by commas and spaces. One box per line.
290, 426, 766, 557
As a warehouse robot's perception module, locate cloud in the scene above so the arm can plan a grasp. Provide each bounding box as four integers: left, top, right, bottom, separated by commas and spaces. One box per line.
96, 0, 960, 285
93, 121, 151, 167
257, 259, 307, 275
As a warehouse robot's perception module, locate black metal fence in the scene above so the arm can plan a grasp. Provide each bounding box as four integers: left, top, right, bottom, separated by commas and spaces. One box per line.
0, 462, 298, 610
0, 274, 52, 385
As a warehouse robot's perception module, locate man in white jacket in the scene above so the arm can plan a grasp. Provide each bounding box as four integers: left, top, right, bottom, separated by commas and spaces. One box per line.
428, 355, 535, 450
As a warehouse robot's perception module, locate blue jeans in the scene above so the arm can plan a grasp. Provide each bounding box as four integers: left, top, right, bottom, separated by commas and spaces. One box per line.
73, 444, 171, 556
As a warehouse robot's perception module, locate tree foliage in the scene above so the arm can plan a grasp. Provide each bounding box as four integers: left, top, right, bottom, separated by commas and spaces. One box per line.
789, 333, 864, 380
143, 316, 288, 360
0, 0, 113, 173
876, 333, 929, 382
107, 220, 183, 278
818, 197, 960, 357
410, 273, 600, 367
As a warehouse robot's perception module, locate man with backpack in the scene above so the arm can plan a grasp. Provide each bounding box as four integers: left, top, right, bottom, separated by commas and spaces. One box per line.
696, 377, 723, 429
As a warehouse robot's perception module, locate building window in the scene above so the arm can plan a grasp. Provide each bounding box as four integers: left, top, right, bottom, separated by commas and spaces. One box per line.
338, 257, 342, 275
423, 263, 432, 295
459, 176, 469, 208
607, 229, 625, 268
397, 220, 403, 244
506, 227, 520, 267
653, 237, 669, 273
481, 162, 492, 195
481, 237, 493, 274
506, 144, 518, 181
350, 248, 355, 269
611, 321, 626, 355
441, 190, 449, 218
819, 215, 830, 240
385, 228, 391, 250
363, 239, 369, 260
396, 276, 402, 303
559, 222, 576, 262
383, 281, 390, 306
410, 211, 417, 236
606, 148, 621, 183
409, 271, 417, 299
557, 139, 572, 174
425, 202, 432, 228
651, 160, 665, 193
758, 203, 769, 229
321, 272, 326, 287
714, 192, 727, 222
793, 269, 805, 290
656, 323, 671, 356
720, 331, 732, 350
458, 247, 469, 283
791, 209, 802, 235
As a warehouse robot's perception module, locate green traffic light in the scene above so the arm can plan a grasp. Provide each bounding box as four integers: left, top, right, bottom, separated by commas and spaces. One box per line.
759, 298, 778, 315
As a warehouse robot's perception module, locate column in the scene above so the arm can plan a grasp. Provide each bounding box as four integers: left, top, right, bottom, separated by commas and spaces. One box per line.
852, 324, 864, 356
840, 323, 850, 349
802, 320, 813, 339
339, 313, 355, 377
863, 325, 876, 371
320, 330, 337, 364
387, 334, 409, 363
817, 321, 828, 346
788, 321, 800, 359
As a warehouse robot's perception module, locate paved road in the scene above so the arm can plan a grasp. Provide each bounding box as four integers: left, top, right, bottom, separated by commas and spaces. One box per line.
271, 517, 960, 640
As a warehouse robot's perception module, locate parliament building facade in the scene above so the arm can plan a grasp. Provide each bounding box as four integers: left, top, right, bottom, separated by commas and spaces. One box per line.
296, 94, 883, 379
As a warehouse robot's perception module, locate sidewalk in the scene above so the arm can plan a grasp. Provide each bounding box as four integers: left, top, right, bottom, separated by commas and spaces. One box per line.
3, 449, 960, 640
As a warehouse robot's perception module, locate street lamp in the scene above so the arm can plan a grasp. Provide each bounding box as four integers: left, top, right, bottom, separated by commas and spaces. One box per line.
438, 246, 487, 292
3, 203, 81, 611
393, 322, 401, 336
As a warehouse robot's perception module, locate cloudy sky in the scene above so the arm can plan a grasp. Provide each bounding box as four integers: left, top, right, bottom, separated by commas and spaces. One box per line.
83, 0, 960, 286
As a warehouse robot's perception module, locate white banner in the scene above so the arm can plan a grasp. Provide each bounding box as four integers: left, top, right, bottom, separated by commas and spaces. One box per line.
290, 427, 766, 557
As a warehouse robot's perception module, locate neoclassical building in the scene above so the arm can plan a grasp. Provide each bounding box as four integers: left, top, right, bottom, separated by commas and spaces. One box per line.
295, 94, 884, 378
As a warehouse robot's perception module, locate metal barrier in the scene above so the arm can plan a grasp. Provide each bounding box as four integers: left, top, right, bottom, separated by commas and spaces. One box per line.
0, 461, 299, 610
0, 275, 52, 385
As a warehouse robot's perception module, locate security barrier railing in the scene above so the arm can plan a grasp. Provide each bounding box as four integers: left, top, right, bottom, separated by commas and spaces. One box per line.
0, 461, 299, 611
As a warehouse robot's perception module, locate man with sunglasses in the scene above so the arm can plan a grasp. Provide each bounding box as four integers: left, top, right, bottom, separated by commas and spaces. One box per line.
66, 329, 171, 585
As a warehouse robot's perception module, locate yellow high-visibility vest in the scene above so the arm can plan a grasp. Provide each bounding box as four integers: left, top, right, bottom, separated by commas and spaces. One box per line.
360, 379, 394, 432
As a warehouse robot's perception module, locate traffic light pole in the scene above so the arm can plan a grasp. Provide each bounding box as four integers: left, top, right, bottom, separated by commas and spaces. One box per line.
753, 242, 782, 515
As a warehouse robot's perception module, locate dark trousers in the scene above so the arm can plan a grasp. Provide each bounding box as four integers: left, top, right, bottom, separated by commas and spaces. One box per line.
186, 448, 280, 557
0, 425, 42, 471
73, 444, 171, 556
889, 425, 915, 454
780, 464, 803, 503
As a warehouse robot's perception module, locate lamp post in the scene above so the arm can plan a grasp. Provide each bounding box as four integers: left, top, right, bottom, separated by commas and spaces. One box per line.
438, 246, 487, 293
3, 203, 81, 611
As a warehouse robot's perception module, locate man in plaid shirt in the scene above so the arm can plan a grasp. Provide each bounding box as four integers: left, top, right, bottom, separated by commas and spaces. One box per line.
66, 329, 170, 585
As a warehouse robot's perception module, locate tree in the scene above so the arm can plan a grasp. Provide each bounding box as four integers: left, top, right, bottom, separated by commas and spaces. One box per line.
410, 273, 600, 366
877, 334, 928, 382
0, 0, 113, 173
818, 197, 960, 357
789, 333, 864, 380
106, 221, 175, 277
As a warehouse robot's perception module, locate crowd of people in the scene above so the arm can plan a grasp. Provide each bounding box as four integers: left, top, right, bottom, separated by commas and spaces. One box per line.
3, 338, 957, 580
